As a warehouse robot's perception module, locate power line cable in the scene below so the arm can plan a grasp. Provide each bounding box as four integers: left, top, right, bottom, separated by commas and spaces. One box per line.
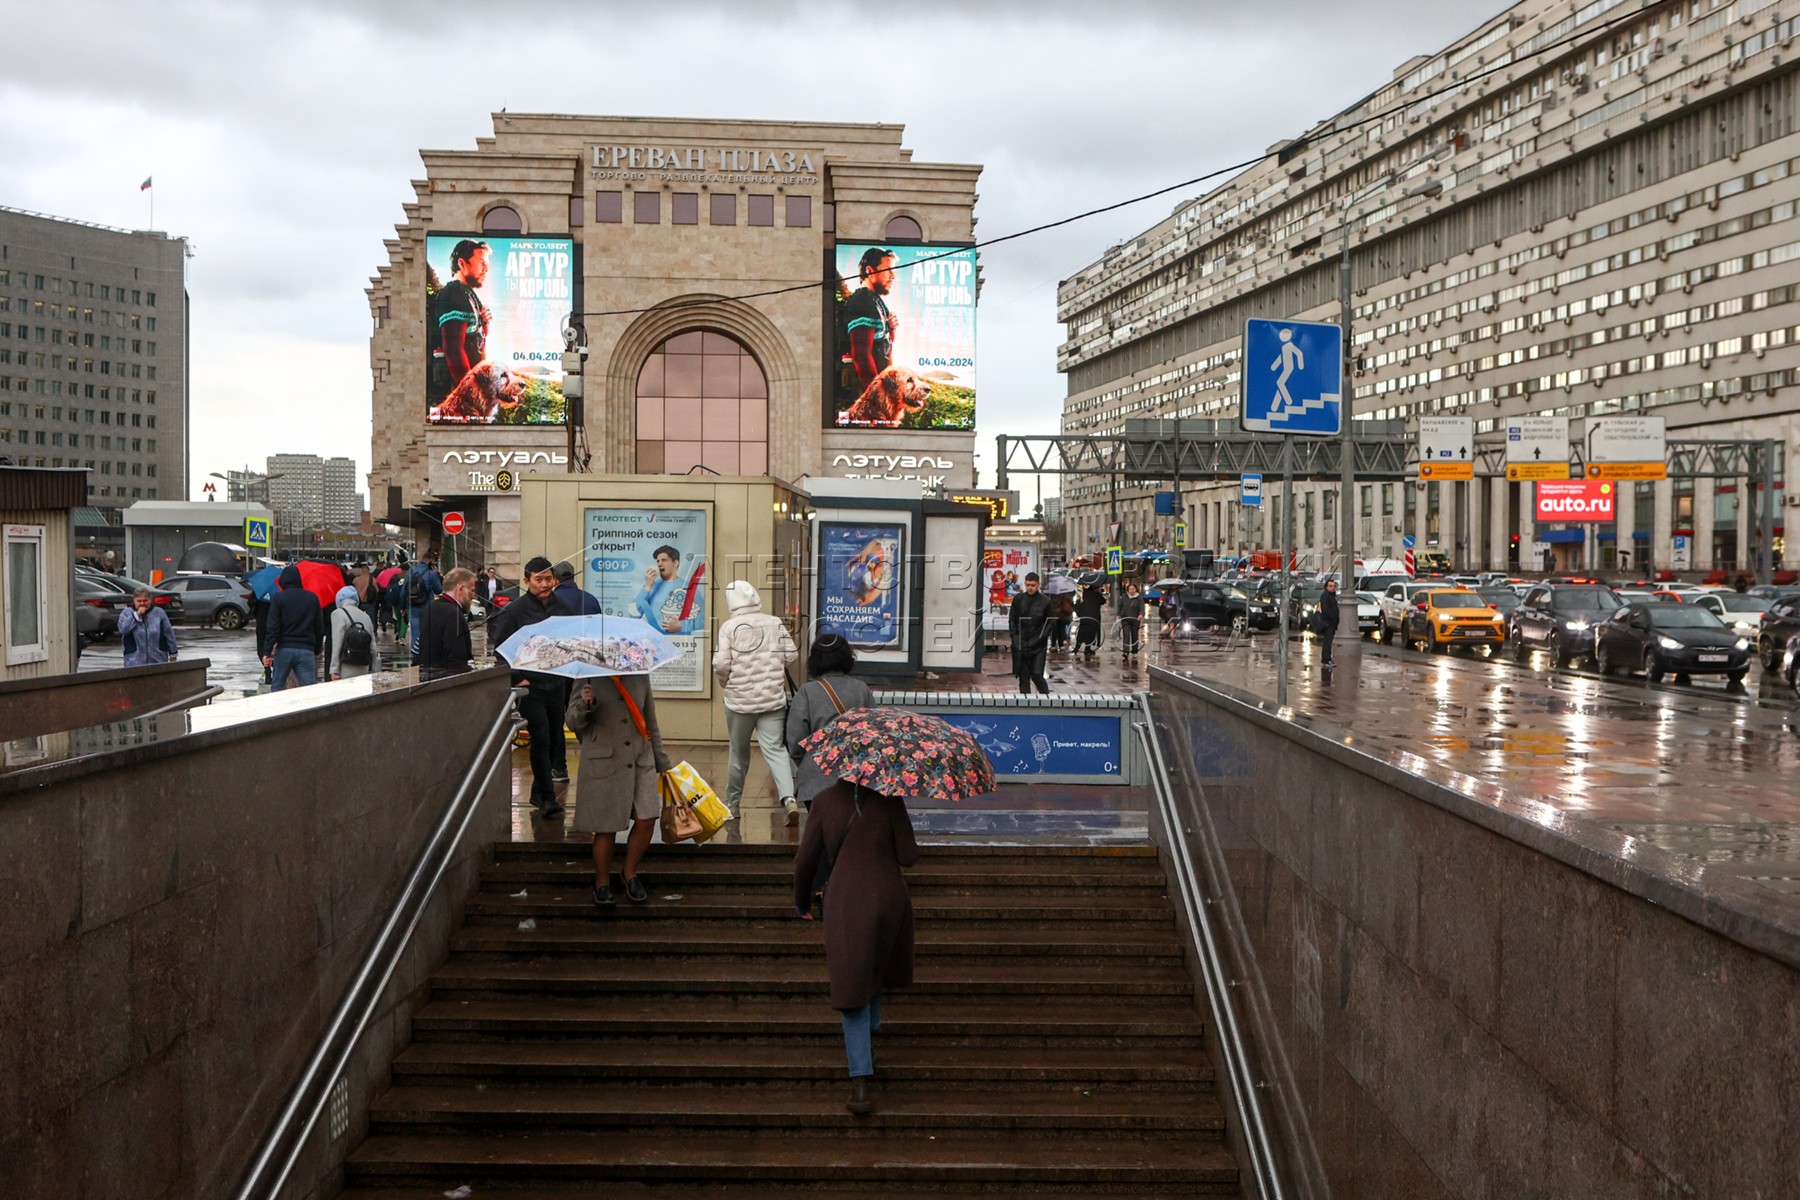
576, 3, 1649, 321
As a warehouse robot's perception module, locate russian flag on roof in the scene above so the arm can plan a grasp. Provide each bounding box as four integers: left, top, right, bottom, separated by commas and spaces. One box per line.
140, 177, 152, 191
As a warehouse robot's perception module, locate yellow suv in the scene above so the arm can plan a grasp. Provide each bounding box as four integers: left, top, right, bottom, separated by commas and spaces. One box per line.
1401, 588, 1507, 654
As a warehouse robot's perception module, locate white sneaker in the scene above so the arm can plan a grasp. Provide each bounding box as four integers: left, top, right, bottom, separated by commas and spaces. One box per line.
783, 797, 801, 826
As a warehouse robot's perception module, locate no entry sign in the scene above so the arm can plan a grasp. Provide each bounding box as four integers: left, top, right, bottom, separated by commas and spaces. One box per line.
443, 511, 466, 535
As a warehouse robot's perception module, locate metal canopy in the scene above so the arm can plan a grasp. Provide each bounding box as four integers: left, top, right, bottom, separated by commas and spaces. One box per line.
994, 433, 1782, 485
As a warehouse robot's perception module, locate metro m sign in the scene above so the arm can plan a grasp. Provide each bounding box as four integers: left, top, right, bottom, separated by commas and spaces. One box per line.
1536, 480, 1616, 522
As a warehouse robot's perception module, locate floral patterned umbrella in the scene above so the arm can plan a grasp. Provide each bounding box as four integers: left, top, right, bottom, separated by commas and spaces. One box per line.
799, 707, 996, 803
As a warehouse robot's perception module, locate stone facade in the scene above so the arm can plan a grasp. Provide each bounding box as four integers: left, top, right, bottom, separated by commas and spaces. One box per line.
367, 115, 981, 575
1059, 0, 1799, 575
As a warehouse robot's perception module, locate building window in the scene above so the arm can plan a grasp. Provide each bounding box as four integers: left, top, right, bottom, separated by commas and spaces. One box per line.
595, 191, 623, 223
884, 214, 923, 242
823, 203, 835, 234
4, 523, 48, 666
634, 191, 661, 224
635, 329, 769, 477
568, 195, 584, 227
481, 206, 522, 233
710, 194, 735, 225
747, 195, 774, 227
785, 196, 812, 228
671, 193, 699, 225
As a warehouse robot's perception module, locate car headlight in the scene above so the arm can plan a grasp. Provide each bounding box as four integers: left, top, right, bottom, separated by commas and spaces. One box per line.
1734, 621, 1756, 634
1565, 619, 1590, 632
1735, 638, 1750, 651
1656, 635, 1682, 651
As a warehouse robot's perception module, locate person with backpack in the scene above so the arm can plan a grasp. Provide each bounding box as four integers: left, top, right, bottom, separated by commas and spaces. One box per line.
388, 568, 410, 643
328, 585, 379, 680
406, 558, 441, 656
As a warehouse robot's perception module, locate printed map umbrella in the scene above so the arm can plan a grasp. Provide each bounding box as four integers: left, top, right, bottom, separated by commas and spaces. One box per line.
799, 708, 996, 803
494, 613, 683, 678
1040, 575, 1078, 596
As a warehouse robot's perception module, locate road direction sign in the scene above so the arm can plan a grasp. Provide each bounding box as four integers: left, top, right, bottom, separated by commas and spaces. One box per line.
443, 511, 466, 535
1105, 545, 1123, 576
243, 517, 271, 551
1504, 415, 1571, 481
1402, 534, 1416, 549
1240, 473, 1264, 506
1417, 416, 1474, 480
1586, 417, 1667, 480
1241, 318, 1342, 435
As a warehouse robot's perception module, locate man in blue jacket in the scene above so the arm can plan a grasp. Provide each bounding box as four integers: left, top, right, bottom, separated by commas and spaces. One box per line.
260, 564, 324, 690
552, 560, 602, 615
406, 558, 442, 656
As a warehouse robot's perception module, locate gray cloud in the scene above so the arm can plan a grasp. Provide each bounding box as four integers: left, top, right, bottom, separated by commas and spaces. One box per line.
3, 0, 1507, 494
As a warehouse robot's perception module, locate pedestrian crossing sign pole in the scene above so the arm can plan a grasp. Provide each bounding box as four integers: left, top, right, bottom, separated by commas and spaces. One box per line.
1174, 521, 1187, 551
1105, 546, 1122, 576
244, 517, 271, 553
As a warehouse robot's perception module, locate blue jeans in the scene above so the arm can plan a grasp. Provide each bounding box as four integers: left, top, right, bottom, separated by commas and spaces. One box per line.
408, 605, 426, 654
840, 995, 883, 1078
271, 646, 317, 691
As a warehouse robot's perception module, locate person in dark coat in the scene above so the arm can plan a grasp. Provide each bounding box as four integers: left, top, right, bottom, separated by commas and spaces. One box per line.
1047, 591, 1073, 651
1316, 578, 1341, 669
1007, 573, 1055, 695
417, 567, 476, 677
491, 555, 575, 817
1118, 580, 1146, 658
552, 560, 603, 614
1158, 589, 1182, 639
260, 564, 324, 690
793, 779, 919, 1116
1073, 584, 1105, 658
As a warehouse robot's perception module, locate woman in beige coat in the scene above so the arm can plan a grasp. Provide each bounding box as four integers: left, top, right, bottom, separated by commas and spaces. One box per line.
566, 675, 672, 907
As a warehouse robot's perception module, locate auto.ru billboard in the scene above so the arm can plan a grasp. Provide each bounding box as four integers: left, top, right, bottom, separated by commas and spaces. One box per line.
1536, 480, 1615, 522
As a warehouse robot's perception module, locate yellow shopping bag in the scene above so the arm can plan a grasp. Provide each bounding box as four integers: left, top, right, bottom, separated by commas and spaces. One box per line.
666, 760, 730, 841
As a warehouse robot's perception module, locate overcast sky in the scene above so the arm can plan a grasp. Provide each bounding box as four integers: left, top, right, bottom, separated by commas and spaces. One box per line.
4, 0, 1506, 506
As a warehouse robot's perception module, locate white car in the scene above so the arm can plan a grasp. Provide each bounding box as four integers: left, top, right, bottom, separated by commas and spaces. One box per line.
1355, 590, 1382, 636
1690, 592, 1770, 637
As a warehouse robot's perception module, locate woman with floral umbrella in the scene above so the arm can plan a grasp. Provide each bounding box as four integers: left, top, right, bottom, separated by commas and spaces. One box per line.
792, 709, 995, 1115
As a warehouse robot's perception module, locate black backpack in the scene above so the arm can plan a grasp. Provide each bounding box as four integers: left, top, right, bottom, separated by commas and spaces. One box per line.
406, 567, 429, 607
340, 616, 374, 667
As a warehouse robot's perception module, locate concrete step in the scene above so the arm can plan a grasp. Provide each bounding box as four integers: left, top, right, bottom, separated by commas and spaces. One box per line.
390, 1040, 1216, 1088
410, 997, 1205, 1042
494, 842, 1163, 862
481, 860, 1171, 890
343, 1187, 1234, 1199
464, 890, 1174, 925
449, 921, 1186, 961
427, 956, 1194, 1000
368, 1082, 1226, 1136
343, 1131, 1239, 1190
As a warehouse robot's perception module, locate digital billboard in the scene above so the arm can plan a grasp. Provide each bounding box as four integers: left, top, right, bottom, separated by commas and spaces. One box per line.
1536, 480, 1616, 522
425, 233, 573, 425
829, 242, 976, 431
818, 521, 906, 648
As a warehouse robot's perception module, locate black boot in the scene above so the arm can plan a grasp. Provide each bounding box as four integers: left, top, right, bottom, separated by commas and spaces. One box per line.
846, 1076, 872, 1115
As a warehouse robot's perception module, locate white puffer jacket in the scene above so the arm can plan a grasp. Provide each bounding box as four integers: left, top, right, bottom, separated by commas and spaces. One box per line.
712, 581, 798, 714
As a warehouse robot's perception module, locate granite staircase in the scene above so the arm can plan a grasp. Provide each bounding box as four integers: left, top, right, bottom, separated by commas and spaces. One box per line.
338, 841, 1240, 1197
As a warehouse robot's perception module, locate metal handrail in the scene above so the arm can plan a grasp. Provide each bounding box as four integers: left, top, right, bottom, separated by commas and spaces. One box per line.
133, 685, 224, 720
1133, 694, 1287, 1200
233, 685, 526, 1200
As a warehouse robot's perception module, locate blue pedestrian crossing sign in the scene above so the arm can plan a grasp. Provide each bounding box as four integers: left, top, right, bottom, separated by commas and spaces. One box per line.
1105, 545, 1123, 576
1241, 318, 1342, 436
244, 517, 271, 551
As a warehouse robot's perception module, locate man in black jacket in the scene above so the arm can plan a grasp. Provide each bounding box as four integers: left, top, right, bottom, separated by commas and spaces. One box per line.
260, 564, 324, 690
1317, 578, 1341, 669
1008, 573, 1056, 695
491, 555, 574, 817
418, 567, 476, 677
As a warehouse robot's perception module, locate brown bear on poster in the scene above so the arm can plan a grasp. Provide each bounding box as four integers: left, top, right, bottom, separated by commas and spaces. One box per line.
843, 366, 932, 427
435, 362, 526, 422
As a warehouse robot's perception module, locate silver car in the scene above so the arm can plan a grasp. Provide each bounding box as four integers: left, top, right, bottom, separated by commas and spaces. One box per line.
158, 574, 254, 629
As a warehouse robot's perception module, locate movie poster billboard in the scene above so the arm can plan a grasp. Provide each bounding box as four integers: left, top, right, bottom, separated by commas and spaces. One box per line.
582, 506, 709, 693
425, 233, 573, 425
818, 521, 906, 648
982, 543, 1038, 632
828, 242, 976, 431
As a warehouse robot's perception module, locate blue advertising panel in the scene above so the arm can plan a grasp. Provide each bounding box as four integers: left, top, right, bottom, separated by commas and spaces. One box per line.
582, 505, 709, 693
818, 521, 905, 648
938, 713, 1122, 778
830, 242, 977, 431
425, 233, 574, 425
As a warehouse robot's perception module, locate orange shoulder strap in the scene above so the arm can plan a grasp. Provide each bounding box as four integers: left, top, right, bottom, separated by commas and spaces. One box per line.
610, 677, 651, 741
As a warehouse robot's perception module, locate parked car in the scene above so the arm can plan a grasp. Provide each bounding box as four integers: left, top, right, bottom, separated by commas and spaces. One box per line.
1378, 580, 1444, 643
1181, 583, 1278, 632
1400, 588, 1506, 653
75, 575, 130, 639
85, 572, 185, 621
1508, 583, 1624, 667
157, 573, 254, 628
1593, 602, 1751, 684
1689, 592, 1770, 640
1756, 594, 1800, 671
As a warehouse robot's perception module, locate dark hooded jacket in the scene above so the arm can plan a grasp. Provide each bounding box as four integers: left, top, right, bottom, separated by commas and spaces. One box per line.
262, 565, 324, 656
